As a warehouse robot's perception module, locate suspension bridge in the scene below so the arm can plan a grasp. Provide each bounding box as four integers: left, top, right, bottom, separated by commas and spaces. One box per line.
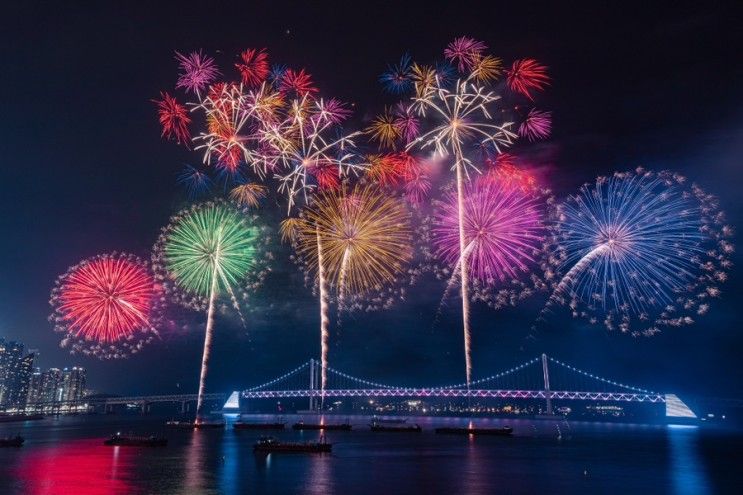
239, 354, 697, 419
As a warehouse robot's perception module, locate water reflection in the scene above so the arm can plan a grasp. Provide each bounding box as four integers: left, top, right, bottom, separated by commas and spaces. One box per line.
306, 446, 333, 495
668, 425, 711, 495
14, 439, 134, 494
183, 431, 208, 494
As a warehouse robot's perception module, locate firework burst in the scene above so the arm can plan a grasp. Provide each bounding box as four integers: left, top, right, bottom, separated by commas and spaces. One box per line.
543, 168, 733, 335
518, 108, 552, 141
175, 50, 220, 96
153, 201, 271, 420
154, 92, 191, 147
283, 184, 413, 398
506, 58, 550, 100
50, 253, 163, 360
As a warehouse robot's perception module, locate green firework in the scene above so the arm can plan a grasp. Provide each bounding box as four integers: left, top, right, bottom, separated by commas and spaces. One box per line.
162, 202, 259, 297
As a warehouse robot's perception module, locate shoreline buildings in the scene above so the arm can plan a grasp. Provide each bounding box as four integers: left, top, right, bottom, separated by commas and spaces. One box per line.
0, 338, 86, 412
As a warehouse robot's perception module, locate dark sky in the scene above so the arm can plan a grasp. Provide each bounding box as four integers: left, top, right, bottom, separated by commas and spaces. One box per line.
1, 1, 742, 400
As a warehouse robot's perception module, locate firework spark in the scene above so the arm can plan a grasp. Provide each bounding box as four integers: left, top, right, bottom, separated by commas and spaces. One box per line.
154, 92, 191, 147
235, 48, 270, 87
379, 53, 413, 94
518, 108, 552, 141
177, 165, 213, 199
50, 253, 162, 360
229, 183, 268, 208
175, 50, 220, 96
544, 168, 733, 335
506, 58, 550, 100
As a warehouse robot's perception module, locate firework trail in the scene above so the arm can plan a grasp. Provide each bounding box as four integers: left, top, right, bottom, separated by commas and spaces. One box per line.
542, 168, 733, 335
375, 38, 549, 387
49, 253, 163, 360
281, 184, 413, 400
153, 201, 270, 421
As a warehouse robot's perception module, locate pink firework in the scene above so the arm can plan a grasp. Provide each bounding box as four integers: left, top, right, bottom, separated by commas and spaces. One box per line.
154, 92, 191, 147
311, 98, 352, 126
393, 103, 420, 143
444, 36, 488, 72
405, 170, 431, 205
235, 48, 270, 87
280, 68, 319, 96
506, 59, 550, 100
175, 50, 220, 95
433, 179, 545, 282
518, 108, 552, 141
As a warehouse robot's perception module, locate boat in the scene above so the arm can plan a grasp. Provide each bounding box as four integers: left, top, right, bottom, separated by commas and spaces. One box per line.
292, 421, 352, 431
166, 419, 225, 429
435, 426, 513, 436
193, 420, 226, 429
370, 423, 422, 433
0, 414, 44, 423
371, 416, 407, 424
234, 421, 285, 430
103, 433, 167, 447
253, 436, 332, 453
0, 435, 24, 447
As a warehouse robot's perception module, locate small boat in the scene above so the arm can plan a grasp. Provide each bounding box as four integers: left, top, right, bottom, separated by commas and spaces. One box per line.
0, 414, 44, 423
435, 426, 513, 436
0, 435, 24, 447
166, 419, 225, 429
292, 421, 352, 431
104, 433, 167, 447
193, 420, 226, 430
370, 423, 422, 433
253, 436, 331, 453
234, 421, 285, 430
371, 416, 407, 424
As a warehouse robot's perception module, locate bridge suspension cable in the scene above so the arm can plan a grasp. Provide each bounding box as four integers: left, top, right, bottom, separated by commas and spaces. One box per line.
547, 356, 655, 394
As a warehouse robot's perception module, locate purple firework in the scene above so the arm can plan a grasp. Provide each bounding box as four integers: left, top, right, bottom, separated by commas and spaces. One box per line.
518, 108, 552, 141
175, 50, 221, 95
433, 178, 545, 283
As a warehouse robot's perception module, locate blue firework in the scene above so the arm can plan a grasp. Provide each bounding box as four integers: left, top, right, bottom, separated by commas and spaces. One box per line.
379, 53, 414, 94
546, 168, 733, 335
177, 165, 213, 199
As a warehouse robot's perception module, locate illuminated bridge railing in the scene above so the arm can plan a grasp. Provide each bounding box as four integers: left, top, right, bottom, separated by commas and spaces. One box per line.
241, 389, 665, 402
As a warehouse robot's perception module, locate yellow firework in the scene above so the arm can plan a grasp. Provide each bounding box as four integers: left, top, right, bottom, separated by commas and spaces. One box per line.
229, 183, 268, 208
471, 55, 503, 83
366, 108, 401, 149
294, 184, 413, 296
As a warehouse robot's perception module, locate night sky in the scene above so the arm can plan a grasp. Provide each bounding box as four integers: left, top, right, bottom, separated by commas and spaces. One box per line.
1, 1, 742, 400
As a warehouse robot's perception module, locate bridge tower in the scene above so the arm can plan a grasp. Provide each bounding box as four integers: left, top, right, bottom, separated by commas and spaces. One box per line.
542, 353, 553, 415
309, 359, 316, 411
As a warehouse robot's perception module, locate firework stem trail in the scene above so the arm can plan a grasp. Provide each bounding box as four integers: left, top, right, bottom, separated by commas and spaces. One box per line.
454, 142, 473, 389
538, 243, 610, 323
195, 267, 218, 423
336, 247, 351, 325
316, 229, 330, 408
434, 241, 476, 324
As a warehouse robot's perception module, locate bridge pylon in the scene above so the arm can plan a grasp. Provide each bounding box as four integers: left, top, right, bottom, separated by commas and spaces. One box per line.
542, 353, 553, 415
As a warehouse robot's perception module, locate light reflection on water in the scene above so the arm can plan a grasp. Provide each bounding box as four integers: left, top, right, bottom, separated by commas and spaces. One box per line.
667, 425, 711, 495
0, 415, 731, 494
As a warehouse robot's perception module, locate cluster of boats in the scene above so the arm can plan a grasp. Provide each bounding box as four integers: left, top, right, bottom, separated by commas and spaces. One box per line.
2, 417, 512, 453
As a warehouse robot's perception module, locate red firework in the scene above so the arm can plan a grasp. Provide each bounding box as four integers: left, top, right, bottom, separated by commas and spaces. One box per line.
280, 68, 319, 96
308, 160, 341, 190
506, 59, 550, 100
51, 254, 161, 347
235, 48, 270, 87
154, 91, 191, 146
